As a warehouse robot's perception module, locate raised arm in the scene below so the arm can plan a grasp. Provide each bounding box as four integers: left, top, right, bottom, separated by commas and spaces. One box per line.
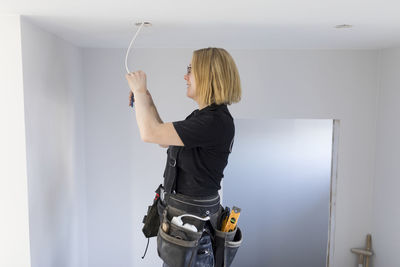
126, 71, 184, 146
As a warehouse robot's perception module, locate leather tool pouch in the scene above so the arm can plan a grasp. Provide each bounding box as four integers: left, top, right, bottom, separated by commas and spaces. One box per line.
157, 208, 204, 267
213, 219, 243, 267
153, 145, 243, 266
142, 184, 162, 238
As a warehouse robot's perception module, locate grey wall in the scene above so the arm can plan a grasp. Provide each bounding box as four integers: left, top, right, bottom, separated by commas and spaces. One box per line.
10, 15, 400, 267
82, 48, 193, 267
20, 17, 88, 267
372, 48, 400, 267
223, 119, 333, 267
82, 48, 379, 267
17, 17, 392, 266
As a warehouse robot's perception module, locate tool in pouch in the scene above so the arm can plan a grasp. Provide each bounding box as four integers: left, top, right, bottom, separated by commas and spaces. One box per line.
160, 211, 211, 249
171, 214, 210, 234
220, 206, 241, 232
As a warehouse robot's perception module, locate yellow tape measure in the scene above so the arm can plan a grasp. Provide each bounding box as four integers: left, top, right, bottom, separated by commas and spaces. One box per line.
221, 206, 241, 232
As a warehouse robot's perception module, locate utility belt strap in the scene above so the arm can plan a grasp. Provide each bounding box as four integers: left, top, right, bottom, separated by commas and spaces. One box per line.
162, 145, 181, 204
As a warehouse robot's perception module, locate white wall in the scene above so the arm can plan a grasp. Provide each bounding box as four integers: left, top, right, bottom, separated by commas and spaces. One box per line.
82, 48, 379, 267
20, 17, 88, 267
372, 48, 400, 267
230, 49, 379, 267
8, 16, 400, 266
0, 14, 32, 267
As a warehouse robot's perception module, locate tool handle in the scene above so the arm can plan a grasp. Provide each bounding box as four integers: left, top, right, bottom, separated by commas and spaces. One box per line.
130, 93, 134, 107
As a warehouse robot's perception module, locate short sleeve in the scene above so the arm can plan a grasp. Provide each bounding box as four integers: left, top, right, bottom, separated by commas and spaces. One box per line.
172, 112, 222, 149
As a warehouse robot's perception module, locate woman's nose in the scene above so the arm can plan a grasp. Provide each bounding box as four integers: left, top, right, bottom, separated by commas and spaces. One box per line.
184, 74, 188, 80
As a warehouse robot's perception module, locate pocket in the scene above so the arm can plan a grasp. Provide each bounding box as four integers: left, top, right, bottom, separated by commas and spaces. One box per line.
194, 234, 214, 267
157, 213, 203, 267
224, 227, 242, 267
141, 199, 161, 238
213, 227, 243, 267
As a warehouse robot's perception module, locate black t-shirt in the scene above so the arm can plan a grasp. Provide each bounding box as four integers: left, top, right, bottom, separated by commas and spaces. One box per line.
168, 103, 235, 197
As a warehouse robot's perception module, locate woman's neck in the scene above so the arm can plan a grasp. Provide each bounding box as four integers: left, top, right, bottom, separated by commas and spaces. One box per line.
198, 105, 207, 110
197, 101, 208, 110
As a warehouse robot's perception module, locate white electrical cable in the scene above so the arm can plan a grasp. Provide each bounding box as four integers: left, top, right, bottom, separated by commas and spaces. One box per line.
171, 214, 211, 233
125, 22, 145, 74
178, 214, 211, 222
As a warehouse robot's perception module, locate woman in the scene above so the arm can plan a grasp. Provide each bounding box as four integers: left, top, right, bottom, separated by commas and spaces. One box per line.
125, 47, 241, 267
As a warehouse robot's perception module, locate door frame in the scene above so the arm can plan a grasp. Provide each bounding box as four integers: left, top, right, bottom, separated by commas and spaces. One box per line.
326, 119, 340, 267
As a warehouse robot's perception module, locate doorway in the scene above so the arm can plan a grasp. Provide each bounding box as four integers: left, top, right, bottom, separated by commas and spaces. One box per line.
222, 119, 339, 267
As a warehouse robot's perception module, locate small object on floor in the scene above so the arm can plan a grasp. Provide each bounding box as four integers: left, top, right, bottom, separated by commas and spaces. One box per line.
351, 234, 373, 267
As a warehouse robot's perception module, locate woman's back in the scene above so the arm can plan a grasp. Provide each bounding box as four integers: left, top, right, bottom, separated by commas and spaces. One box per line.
171, 103, 235, 196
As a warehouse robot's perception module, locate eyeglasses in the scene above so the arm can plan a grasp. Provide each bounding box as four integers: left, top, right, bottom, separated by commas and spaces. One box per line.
187, 65, 192, 75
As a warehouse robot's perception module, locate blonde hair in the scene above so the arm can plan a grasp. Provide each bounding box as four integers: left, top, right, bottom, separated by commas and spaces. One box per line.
192, 47, 242, 106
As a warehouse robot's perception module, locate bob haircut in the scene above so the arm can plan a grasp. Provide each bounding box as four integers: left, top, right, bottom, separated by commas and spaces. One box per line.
192, 47, 242, 106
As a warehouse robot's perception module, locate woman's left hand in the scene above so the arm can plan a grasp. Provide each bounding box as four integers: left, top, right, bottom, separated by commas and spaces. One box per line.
125, 70, 147, 93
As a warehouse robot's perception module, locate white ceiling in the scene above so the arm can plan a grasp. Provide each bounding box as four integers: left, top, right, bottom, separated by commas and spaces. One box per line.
2, 0, 400, 49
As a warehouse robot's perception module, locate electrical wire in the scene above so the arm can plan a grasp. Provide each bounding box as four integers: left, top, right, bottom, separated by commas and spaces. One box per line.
125, 22, 145, 74
178, 214, 210, 221
125, 22, 146, 107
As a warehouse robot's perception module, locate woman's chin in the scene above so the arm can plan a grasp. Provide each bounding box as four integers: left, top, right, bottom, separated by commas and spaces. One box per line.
186, 92, 194, 99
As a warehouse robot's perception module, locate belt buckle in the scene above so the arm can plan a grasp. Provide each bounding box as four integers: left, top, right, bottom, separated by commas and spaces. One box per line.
169, 158, 176, 167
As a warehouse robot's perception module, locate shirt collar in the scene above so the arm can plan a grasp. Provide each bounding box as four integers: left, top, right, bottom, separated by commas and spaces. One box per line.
192, 103, 225, 116
201, 103, 221, 111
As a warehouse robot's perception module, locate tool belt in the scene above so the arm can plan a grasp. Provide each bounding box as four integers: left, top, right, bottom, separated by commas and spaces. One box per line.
142, 146, 243, 267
